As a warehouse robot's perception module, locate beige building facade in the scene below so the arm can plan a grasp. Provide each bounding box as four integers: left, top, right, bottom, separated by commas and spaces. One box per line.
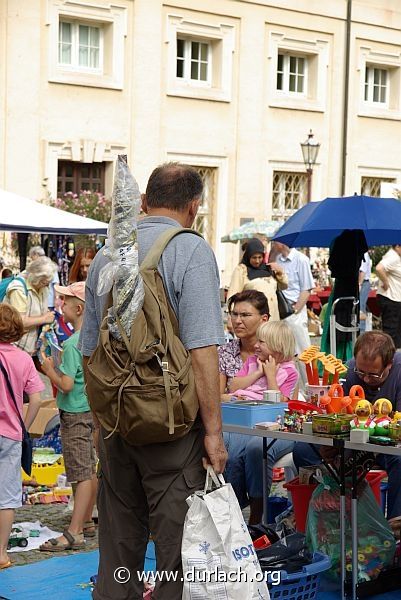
1, 0, 401, 283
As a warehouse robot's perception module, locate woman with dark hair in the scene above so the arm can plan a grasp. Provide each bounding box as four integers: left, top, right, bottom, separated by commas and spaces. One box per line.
219, 289, 295, 524
227, 238, 287, 321
68, 248, 96, 283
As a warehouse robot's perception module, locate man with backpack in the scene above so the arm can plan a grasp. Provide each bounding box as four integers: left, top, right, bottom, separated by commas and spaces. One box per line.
79, 162, 227, 600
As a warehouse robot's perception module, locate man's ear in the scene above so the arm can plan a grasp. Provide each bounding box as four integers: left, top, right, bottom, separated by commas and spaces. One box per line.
188, 198, 201, 219
77, 303, 85, 316
141, 193, 148, 214
261, 314, 269, 322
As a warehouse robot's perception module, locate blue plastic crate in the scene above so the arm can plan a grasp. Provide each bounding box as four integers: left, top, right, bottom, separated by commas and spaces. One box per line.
267, 552, 331, 600
221, 401, 287, 427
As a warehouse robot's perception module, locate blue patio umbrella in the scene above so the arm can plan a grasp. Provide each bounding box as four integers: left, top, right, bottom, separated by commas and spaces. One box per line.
272, 195, 401, 248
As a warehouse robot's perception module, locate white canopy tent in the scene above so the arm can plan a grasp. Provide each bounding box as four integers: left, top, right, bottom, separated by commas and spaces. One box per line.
0, 189, 108, 235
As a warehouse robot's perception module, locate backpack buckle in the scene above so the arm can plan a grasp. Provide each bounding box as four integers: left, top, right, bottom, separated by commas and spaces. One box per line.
154, 352, 169, 372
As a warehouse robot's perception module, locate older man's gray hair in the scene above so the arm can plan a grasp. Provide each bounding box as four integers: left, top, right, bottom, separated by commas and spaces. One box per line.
28, 246, 46, 259
26, 256, 57, 288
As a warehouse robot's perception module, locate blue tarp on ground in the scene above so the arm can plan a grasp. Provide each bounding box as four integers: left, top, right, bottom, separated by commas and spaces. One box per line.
1, 546, 400, 600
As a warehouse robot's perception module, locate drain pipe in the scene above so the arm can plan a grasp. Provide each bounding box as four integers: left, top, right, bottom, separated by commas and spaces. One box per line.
341, 0, 352, 196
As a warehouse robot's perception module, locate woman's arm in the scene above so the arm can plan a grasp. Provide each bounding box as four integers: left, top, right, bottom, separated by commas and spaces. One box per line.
219, 372, 228, 395
227, 264, 246, 301
269, 262, 288, 290
229, 364, 264, 392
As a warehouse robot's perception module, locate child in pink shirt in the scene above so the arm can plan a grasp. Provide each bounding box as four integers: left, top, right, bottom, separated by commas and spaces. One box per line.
0, 304, 43, 569
230, 320, 298, 401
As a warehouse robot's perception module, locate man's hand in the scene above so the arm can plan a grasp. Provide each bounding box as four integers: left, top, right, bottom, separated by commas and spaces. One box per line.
203, 432, 227, 474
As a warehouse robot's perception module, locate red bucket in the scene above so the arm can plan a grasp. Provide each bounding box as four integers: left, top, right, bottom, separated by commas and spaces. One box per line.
284, 470, 386, 533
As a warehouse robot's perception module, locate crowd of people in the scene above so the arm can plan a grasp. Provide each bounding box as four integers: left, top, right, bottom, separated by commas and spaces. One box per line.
1, 162, 401, 600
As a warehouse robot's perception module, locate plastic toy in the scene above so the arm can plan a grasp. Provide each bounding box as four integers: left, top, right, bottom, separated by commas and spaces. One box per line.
392, 411, 401, 423
319, 384, 345, 414
350, 400, 375, 433
341, 385, 365, 415
8, 527, 29, 549
372, 398, 392, 436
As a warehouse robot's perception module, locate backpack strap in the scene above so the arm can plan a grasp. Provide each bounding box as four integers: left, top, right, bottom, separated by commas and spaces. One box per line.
140, 227, 203, 272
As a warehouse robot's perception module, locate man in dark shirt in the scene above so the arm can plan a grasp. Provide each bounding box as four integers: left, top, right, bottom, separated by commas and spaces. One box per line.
293, 331, 401, 518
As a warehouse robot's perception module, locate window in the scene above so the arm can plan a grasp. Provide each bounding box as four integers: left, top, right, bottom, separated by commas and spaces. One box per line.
57, 161, 105, 195
192, 166, 217, 243
166, 15, 235, 101
272, 171, 307, 219
361, 176, 395, 197
364, 67, 388, 105
277, 54, 306, 94
58, 21, 102, 71
176, 39, 210, 83
48, 3, 127, 89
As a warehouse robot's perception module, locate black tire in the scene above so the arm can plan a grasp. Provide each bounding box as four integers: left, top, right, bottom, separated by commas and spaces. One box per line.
18, 538, 28, 548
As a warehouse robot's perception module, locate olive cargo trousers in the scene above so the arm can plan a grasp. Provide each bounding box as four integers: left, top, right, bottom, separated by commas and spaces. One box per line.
92, 422, 205, 600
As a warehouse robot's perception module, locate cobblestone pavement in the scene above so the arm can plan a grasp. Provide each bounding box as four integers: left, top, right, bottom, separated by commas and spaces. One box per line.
10, 503, 98, 567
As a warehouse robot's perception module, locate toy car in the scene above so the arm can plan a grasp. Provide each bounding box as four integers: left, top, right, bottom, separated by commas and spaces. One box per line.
7, 527, 29, 549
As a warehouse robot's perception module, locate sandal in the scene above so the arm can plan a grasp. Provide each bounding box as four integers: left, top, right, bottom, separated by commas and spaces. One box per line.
39, 530, 85, 552
0, 560, 11, 569
83, 520, 96, 538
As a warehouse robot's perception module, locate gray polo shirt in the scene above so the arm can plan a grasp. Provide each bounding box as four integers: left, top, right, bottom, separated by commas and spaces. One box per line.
79, 216, 225, 355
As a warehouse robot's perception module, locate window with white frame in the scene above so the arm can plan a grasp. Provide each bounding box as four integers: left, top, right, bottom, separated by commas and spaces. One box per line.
166, 15, 235, 102
58, 21, 102, 71
176, 38, 211, 84
364, 66, 388, 105
361, 176, 395, 197
192, 166, 217, 244
277, 54, 306, 94
268, 31, 329, 112
272, 171, 307, 219
47, 2, 127, 90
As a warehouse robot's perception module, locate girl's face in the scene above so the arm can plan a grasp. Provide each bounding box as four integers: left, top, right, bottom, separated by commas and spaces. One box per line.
254, 339, 279, 363
249, 253, 264, 268
79, 258, 92, 281
230, 301, 265, 340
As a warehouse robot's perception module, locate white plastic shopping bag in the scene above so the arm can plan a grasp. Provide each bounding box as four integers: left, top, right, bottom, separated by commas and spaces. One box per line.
182, 466, 270, 599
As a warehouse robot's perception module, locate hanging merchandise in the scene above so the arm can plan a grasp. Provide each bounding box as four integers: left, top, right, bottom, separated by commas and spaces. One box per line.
306, 473, 395, 583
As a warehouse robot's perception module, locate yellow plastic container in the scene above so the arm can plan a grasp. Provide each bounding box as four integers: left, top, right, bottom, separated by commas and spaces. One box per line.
22, 457, 65, 485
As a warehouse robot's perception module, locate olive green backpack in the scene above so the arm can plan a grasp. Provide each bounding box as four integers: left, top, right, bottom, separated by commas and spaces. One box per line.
86, 228, 202, 445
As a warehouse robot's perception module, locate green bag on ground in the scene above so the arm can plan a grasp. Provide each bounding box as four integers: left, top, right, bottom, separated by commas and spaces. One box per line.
306, 473, 395, 583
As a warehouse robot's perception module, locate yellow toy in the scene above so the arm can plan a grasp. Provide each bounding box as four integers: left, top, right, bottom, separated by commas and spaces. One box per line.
372, 398, 392, 436
350, 399, 375, 433
392, 411, 401, 423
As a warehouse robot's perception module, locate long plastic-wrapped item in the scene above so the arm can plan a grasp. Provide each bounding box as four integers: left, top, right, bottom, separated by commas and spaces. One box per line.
97, 155, 144, 339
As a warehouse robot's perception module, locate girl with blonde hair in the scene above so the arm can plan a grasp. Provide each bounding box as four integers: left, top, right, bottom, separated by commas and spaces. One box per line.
230, 320, 298, 401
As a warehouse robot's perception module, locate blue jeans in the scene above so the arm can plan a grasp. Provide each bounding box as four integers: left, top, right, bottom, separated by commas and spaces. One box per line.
223, 432, 294, 508
293, 442, 401, 519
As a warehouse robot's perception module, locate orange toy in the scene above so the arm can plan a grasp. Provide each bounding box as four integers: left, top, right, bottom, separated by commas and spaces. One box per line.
319, 383, 345, 414
341, 385, 365, 415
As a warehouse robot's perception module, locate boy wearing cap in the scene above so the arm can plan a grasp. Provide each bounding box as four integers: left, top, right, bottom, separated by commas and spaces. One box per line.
40, 282, 97, 551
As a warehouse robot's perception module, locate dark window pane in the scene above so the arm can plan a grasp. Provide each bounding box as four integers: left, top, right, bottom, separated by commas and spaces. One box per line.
277, 72, 283, 89
200, 62, 207, 81
176, 58, 184, 78
177, 38, 184, 58
191, 41, 199, 59
277, 54, 283, 71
